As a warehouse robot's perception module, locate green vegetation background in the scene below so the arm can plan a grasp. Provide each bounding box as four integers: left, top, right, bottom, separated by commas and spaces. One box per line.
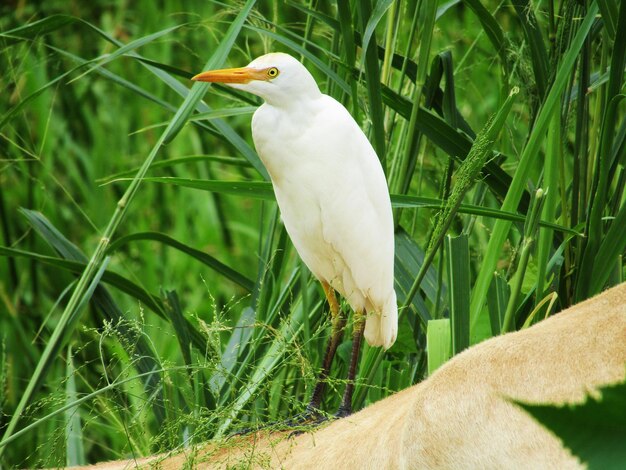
0, 0, 624, 467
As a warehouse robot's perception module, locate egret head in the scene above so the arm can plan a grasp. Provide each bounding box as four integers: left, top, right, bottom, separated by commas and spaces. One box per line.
192, 53, 321, 107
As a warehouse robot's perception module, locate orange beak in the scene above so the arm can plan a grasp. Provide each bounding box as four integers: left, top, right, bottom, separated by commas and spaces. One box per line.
191, 66, 266, 84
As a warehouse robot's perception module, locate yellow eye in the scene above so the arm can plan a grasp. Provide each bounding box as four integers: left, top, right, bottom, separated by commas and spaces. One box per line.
267, 67, 279, 78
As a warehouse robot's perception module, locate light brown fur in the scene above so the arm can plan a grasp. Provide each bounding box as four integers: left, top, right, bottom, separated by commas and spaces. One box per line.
72, 282, 626, 469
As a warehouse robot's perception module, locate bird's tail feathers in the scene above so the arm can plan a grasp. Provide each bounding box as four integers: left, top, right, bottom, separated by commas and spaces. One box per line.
364, 291, 398, 349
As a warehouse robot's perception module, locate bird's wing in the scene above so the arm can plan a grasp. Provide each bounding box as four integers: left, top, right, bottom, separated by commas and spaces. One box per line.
315, 97, 395, 313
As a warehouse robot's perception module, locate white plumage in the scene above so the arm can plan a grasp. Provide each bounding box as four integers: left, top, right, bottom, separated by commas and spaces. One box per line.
193, 53, 397, 349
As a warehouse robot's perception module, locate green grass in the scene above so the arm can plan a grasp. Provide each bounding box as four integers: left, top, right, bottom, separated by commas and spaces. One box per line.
0, 0, 624, 467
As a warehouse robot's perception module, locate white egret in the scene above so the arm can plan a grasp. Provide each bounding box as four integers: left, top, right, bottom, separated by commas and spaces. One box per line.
192, 52, 397, 417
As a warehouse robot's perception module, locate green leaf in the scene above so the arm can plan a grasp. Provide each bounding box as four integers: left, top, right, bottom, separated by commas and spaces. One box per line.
516, 378, 626, 470
597, 0, 618, 39
107, 232, 254, 291
64, 347, 85, 467
70, 25, 181, 83
123, 177, 576, 234
361, 0, 394, 68
446, 234, 470, 354
356, 0, 387, 165
0, 14, 78, 45
427, 319, 451, 375
486, 272, 509, 336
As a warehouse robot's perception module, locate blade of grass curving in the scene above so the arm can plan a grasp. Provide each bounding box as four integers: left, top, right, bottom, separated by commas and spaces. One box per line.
0, 245, 207, 360
439, 51, 459, 129
0, 246, 161, 314
50, 45, 179, 109
0, 14, 77, 46
107, 232, 254, 291
69, 25, 181, 83
446, 234, 470, 354
522, 291, 558, 329
0, 1, 257, 451
116, 176, 574, 233
97, 155, 250, 184
140, 106, 257, 134
469, 3, 598, 331
111, 177, 275, 199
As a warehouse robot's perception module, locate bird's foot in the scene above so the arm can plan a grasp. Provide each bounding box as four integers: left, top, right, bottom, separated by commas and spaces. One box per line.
287, 413, 331, 437
229, 408, 327, 437
335, 404, 352, 419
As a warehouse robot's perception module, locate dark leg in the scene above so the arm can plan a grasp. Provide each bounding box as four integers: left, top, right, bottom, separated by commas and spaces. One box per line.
336, 311, 366, 418
306, 281, 347, 413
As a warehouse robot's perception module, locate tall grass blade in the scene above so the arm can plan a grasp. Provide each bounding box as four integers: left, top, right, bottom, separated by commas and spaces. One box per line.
487, 273, 509, 335
502, 189, 546, 333
536, 113, 561, 301
426, 319, 451, 375
446, 234, 470, 354
395, 0, 437, 194
597, 0, 618, 38
64, 346, 85, 467
356, 0, 387, 166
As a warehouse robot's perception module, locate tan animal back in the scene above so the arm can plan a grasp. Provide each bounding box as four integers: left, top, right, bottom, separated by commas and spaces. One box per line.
73, 282, 626, 469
